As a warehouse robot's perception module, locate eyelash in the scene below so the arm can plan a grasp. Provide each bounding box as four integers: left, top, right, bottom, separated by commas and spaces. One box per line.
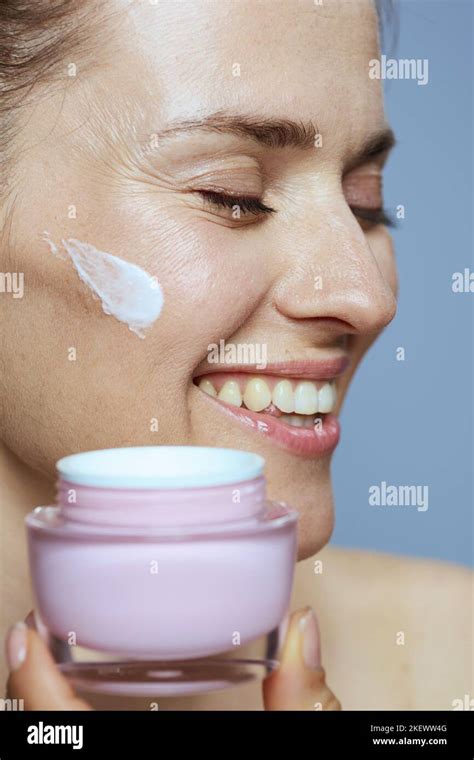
196, 190, 276, 215
351, 206, 396, 228
196, 190, 395, 228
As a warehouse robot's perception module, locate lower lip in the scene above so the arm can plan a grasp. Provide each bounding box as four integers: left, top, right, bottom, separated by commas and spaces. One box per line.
200, 395, 341, 458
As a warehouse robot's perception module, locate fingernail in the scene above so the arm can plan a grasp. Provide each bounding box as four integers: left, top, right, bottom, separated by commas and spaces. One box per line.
298, 607, 321, 670
5, 622, 28, 672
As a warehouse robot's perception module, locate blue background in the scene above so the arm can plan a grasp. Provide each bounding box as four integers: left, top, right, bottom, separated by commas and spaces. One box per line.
332, 0, 473, 567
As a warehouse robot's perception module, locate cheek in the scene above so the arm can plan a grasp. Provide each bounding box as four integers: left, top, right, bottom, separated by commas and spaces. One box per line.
111, 207, 270, 357
367, 226, 398, 297
16, 183, 269, 368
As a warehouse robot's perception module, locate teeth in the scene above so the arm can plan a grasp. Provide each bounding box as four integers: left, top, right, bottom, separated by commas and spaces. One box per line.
243, 377, 272, 412
272, 380, 295, 413
294, 381, 319, 415
198, 378, 217, 397
198, 376, 337, 415
280, 413, 315, 429
318, 382, 333, 413
280, 413, 301, 427
217, 380, 242, 407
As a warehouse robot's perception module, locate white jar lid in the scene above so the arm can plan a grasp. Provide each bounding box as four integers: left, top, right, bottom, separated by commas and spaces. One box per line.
56, 446, 265, 489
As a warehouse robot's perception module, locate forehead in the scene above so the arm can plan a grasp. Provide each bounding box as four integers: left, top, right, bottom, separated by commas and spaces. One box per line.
107, 0, 384, 151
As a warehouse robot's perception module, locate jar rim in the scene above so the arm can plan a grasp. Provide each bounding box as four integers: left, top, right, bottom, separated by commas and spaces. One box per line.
57, 446, 265, 489
25, 501, 298, 541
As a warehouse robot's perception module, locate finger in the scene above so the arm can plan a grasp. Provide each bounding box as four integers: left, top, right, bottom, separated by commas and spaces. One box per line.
263, 607, 341, 711
5, 622, 92, 710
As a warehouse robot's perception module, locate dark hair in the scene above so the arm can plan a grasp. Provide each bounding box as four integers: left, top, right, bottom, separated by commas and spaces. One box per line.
0, 1, 91, 173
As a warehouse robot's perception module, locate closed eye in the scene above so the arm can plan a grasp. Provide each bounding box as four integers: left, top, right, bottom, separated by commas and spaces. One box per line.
195, 190, 276, 215
351, 206, 396, 228
195, 190, 394, 228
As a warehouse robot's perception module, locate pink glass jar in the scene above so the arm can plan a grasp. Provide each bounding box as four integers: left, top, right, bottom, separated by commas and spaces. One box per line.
26, 446, 298, 697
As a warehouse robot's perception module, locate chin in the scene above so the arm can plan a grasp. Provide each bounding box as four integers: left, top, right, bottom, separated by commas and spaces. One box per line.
297, 497, 335, 560
267, 470, 335, 561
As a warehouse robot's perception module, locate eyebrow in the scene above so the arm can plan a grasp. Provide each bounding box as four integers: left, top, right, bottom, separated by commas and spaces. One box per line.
155, 111, 396, 162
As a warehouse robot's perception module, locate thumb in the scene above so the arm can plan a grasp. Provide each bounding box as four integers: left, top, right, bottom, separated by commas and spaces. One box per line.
5, 620, 92, 711
263, 607, 341, 711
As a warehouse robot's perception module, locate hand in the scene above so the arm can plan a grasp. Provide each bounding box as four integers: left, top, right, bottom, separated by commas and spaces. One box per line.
4, 607, 340, 711
4, 616, 92, 710
263, 607, 341, 711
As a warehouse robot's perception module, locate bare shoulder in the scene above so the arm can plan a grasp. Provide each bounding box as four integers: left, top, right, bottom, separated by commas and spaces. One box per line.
297, 543, 472, 607
293, 546, 473, 709
316, 544, 471, 588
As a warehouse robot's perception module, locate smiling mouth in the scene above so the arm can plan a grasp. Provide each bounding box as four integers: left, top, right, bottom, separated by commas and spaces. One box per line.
195, 373, 337, 426
193, 363, 345, 457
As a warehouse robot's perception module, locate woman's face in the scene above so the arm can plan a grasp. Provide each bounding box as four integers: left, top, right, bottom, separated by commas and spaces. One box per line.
1, 0, 397, 559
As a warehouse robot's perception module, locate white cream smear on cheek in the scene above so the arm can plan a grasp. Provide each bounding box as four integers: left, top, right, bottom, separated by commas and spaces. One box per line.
43, 233, 163, 339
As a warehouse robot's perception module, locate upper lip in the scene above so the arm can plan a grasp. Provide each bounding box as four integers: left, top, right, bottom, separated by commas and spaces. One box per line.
194, 356, 349, 382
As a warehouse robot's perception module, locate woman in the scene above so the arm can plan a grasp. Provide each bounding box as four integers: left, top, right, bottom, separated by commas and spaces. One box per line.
1, 0, 470, 710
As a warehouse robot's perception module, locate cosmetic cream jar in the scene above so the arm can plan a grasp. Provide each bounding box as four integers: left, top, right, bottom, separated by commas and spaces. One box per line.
25, 446, 298, 697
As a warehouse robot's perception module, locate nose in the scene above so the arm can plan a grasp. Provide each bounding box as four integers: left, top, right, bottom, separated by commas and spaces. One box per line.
272, 204, 397, 338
